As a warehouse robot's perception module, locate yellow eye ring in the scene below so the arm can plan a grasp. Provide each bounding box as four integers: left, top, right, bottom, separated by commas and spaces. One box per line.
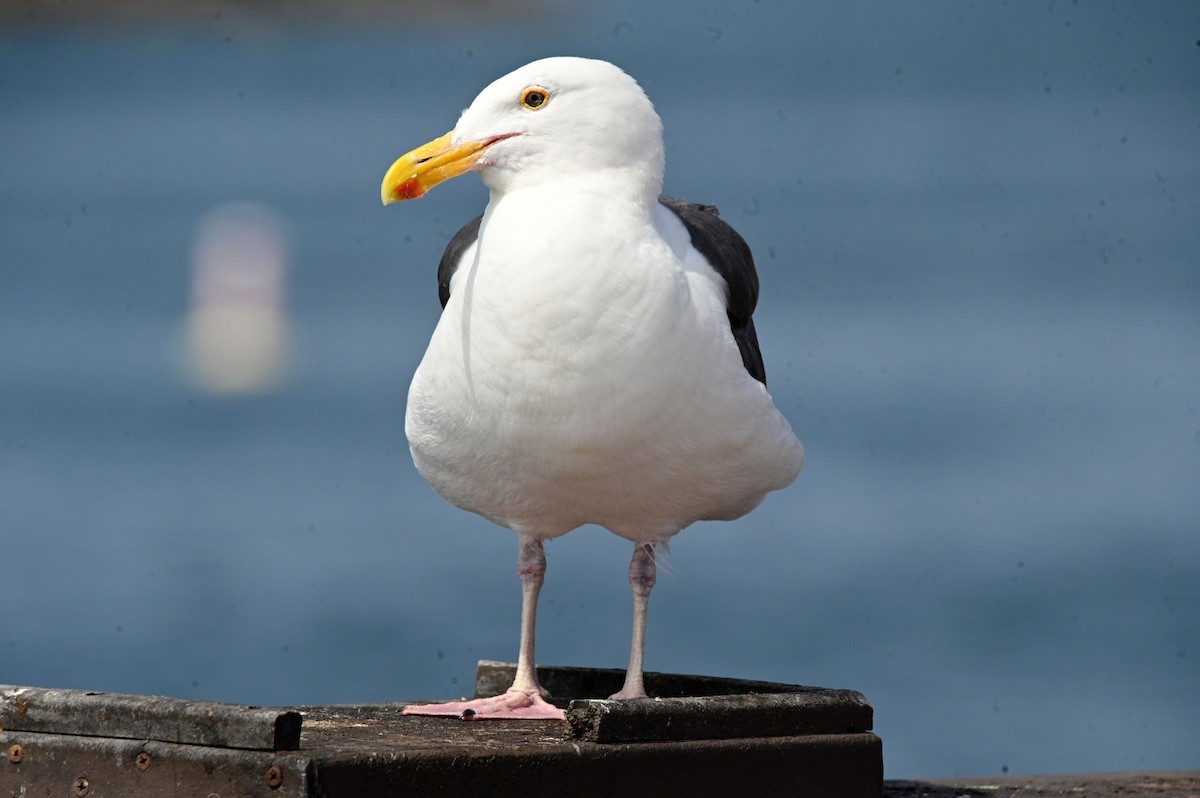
520, 87, 550, 110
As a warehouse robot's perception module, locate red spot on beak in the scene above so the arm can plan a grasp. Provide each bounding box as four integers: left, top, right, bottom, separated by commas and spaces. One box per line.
395, 178, 426, 200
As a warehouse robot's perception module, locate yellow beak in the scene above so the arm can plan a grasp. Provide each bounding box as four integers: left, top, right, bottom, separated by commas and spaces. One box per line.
380, 132, 491, 205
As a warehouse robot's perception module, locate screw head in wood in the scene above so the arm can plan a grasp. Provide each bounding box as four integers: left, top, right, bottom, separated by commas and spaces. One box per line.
72, 776, 91, 796
265, 765, 284, 789
6, 743, 23, 764
135, 751, 152, 771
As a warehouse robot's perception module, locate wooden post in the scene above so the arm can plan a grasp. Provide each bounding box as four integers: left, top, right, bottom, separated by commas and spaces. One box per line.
2, 664, 883, 797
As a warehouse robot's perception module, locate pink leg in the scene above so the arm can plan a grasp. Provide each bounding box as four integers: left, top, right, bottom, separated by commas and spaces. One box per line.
610, 542, 657, 700
402, 537, 565, 720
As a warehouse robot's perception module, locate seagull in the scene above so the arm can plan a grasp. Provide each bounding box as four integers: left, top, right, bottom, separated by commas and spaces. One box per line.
381, 57, 803, 720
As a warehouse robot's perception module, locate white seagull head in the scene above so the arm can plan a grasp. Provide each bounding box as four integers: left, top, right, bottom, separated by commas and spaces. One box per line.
382, 57, 665, 204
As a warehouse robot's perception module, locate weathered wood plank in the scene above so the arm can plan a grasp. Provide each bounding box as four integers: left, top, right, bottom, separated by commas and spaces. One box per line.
475, 660, 873, 743
884, 772, 1200, 798
302, 712, 883, 798
565, 690, 873, 743
0, 685, 302, 751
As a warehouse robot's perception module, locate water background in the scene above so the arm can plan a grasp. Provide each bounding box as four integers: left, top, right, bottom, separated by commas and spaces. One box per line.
2, 0, 1198, 779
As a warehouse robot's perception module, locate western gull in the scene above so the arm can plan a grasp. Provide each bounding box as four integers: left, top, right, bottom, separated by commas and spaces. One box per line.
381, 56, 803, 720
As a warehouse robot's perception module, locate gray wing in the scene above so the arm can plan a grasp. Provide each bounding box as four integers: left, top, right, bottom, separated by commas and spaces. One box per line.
436, 213, 482, 308
435, 196, 767, 385
658, 196, 767, 386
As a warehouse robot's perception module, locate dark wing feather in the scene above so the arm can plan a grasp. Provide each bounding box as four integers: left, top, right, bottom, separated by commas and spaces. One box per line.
658, 195, 767, 385
435, 198, 767, 385
436, 213, 483, 308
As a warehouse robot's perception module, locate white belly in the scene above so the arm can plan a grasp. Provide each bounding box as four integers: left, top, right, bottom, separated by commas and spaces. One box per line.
405, 193, 803, 542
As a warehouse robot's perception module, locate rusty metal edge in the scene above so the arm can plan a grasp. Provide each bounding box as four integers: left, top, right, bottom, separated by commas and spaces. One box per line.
1, 729, 315, 797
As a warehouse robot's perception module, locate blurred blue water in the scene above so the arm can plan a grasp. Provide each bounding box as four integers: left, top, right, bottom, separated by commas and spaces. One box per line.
2, 0, 1198, 779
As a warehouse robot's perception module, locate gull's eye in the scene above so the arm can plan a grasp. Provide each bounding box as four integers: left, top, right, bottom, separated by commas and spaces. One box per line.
520, 87, 549, 110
